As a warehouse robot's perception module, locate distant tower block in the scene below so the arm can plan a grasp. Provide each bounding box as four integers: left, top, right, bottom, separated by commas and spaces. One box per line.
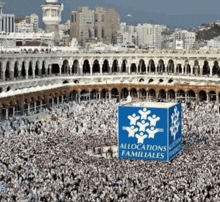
41, 0, 63, 43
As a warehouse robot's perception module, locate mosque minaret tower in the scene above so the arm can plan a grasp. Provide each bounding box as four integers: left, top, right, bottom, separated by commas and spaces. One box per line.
41, 0, 63, 43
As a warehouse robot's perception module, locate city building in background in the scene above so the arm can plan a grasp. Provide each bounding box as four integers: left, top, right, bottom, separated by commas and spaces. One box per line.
58, 20, 70, 35
70, 6, 120, 46
0, 1, 15, 33
58, 20, 70, 46
70, 7, 94, 46
26, 13, 39, 33
162, 29, 196, 49
15, 17, 34, 33
0, 32, 55, 47
206, 36, 220, 49
15, 13, 39, 34
117, 23, 138, 46
136, 23, 167, 49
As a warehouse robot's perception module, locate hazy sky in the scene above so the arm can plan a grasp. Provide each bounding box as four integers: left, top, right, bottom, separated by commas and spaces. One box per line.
3, 0, 220, 29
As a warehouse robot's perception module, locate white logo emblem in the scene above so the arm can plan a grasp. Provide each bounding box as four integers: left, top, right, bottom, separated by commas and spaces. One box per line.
170, 106, 180, 140
123, 108, 164, 144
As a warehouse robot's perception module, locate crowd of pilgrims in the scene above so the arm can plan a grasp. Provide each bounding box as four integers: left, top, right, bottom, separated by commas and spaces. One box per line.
0, 99, 220, 201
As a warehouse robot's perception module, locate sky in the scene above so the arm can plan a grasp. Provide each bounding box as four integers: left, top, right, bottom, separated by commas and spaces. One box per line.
3, 0, 220, 29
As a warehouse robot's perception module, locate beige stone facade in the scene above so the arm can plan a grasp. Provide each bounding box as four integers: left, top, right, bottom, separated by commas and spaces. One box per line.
70, 7, 120, 46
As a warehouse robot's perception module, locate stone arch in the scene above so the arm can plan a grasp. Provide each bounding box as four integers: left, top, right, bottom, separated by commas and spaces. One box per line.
130, 63, 137, 73
139, 59, 146, 73
148, 89, 156, 100
14, 100, 21, 115
80, 89, 89, 94
63, 93, 70, 103
139, 88, 146, 99
73, 60, 79, 74
176, 64, 182, 74
83, 60, 90, 74
74, 79, 79, 84
8, 102, 14, 118
14, 61, 19, 78
158, 89, 166, 101
121, 60, 127, 73
21, 61, 26, 78
34, 49, 39, 53
42, 61, 46, 75
63, 80, 69, 84
148, 59, 155, 72
62, 60, 69, 74
6, 86, 11, 91
187, 90, 195, 101
51, 64, 59, 75
186, 64, 191, 74
101, 88, 108, 99
177, 89, 185, 97
70, 90, 78, 101
91, 89, 99, 99
159, 79, 164, 83
35, 61, 39, 76
167, 89, 175, 101
177, 89, 185, 102
198, 90, 207, 101
193, 60, 200, 75
102, 59, 109, 73
168, 79, 174, 83
209, 90, 216, 101
36, 96, 42, 111
92, 60, 100, 73
111, 88, 119, 100
5, 61, 10, 80
157, 59, 165, 73
42, 96, 47, 109
168, 60, 174, 73
202, 60, 210, 75
30, 97, 35, 113
121, 88, 129, 99
149, 78, 154, 84
28, 61, 33, 77
130, 88, 137, 98
112, 60, 119, 73
0, 61, 2, 80
53, 93, 59, 105
212, 61, 219, 76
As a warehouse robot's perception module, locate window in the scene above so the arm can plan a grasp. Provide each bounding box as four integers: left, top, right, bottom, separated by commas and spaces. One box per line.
51, 9, 56, 17
102, 14, 105, 22
95, 14, 98, 22
95, 29, 97, 37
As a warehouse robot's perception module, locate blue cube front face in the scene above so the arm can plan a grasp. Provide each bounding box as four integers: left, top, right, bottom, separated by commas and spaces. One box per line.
168, 103, 182, 160
118, 105, 169, 161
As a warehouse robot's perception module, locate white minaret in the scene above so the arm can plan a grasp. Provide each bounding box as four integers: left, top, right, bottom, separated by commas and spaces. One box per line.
0, 1, 4, 15
41, 0, 63, 43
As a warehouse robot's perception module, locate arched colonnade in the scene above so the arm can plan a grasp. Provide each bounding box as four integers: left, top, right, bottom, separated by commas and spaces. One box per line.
0, 85, 219, 120
1, 58, 220, 81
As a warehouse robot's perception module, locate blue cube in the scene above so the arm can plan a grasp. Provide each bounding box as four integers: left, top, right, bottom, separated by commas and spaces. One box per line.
118, 102, 182, 162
